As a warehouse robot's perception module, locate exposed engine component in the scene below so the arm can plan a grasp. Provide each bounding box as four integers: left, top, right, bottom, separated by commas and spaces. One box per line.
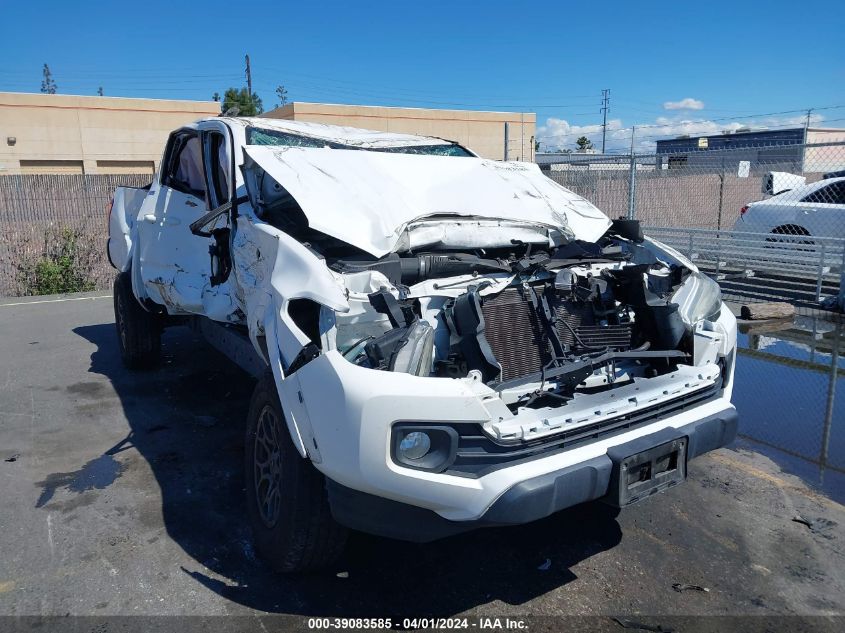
331, 252, 510, 286
478, 285, 635, 382
442, 270, 638, 384
337, 233, 695, 404
432, 260, 690, 395
359, 321, 435, 376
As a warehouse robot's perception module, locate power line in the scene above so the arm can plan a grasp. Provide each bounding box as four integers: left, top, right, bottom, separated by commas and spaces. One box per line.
257, 76, 597, 109
251, 79, 595, 110
259, 65, 599, 102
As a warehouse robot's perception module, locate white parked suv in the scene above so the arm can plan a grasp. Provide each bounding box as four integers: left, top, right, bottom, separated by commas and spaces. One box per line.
107, 117, 738, 572
733, 177, 845, 238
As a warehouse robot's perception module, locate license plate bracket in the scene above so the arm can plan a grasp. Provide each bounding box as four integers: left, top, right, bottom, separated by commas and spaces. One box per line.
607, 437, 687, 507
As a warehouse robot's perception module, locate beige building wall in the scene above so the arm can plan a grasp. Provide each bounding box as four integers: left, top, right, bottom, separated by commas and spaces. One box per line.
262, 102, 536, 161
0, 92, 220, 175
805, 128, 845, 173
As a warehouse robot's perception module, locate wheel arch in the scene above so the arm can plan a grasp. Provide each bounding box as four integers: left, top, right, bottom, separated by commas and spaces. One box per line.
771, 223, 811, 236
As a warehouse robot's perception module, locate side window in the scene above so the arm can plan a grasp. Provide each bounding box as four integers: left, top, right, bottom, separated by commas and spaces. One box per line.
163, 132, 206, 201
802, 182, 845, 205
204, 132, 230, 208
832, 182, 845, 205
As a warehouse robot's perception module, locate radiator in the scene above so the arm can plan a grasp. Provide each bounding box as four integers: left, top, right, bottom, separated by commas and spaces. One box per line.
481, 287, 632, 382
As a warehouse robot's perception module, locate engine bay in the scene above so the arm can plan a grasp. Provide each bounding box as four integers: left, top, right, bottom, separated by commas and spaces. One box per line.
322, 230, 707, 409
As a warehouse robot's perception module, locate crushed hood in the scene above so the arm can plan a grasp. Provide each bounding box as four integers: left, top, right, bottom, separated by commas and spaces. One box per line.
242, 146, 612, 257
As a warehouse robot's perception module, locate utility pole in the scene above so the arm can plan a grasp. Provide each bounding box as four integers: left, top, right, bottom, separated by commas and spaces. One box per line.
245, 54, 253, 96
804, 108, 813, 143
600, 89, 610, 154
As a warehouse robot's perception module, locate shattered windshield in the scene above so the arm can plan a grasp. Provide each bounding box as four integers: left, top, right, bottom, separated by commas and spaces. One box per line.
246, 127, 473, 157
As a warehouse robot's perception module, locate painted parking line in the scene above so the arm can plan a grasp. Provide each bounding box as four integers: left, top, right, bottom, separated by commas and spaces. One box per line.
0, 295, 112, 308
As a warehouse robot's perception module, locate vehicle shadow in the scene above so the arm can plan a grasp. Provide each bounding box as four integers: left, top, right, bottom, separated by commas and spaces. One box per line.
73, 322, 622, 616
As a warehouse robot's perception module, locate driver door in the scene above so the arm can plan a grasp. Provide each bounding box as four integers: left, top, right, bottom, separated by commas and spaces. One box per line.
136, 128, 216, 314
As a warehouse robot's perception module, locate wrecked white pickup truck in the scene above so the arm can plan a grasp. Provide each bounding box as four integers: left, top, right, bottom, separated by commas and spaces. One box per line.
107, 117, 737, 572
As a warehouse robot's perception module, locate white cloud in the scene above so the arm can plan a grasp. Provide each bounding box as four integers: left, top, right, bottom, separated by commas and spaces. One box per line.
663, 98, 705, 111
537, 117, 624, 151
537, 113, 826, 154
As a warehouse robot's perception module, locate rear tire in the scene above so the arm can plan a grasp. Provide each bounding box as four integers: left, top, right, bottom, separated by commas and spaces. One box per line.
767, 224, 813, 243
244, 372, 347, 573
113, 272, 161, 369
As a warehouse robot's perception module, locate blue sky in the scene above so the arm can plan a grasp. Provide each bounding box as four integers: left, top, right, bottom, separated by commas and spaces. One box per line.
1, 0, 843, 151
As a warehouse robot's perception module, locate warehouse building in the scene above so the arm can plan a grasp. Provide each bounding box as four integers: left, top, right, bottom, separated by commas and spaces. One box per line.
0, 92, 221, 175
0, 93, 535, 175
535, 152, 656, 171
655, 127, 845, 173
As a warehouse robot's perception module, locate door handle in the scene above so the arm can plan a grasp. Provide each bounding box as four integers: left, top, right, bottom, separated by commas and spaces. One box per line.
143, 214, 157, 223
185, 200, 198, 207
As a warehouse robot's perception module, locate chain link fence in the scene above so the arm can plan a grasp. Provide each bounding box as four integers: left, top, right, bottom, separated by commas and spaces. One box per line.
2, 142, 845, 307
543, 141, 845, 309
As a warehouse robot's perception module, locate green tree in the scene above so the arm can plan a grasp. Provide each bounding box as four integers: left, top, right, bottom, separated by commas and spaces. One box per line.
575, 136, 593, 151
212, 92, 220, 102
40, 63, 57, 94
275, 85, 289, 108
221, 87, 263, 116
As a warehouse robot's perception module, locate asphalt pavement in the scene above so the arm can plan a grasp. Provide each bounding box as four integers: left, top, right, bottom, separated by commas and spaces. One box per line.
0, 292, 843, 624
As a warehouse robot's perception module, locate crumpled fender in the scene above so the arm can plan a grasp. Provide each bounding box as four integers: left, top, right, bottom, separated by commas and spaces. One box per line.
236, 219, 350, 458
239, 222, 348, 361
268, 231, 348, 364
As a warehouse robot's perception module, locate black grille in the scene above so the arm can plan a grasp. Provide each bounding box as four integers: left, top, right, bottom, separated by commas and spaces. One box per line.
447, 376, 722, 477
481, 287, 632, 382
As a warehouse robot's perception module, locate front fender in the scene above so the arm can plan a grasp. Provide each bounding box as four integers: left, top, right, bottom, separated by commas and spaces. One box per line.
238, 218, 350, 459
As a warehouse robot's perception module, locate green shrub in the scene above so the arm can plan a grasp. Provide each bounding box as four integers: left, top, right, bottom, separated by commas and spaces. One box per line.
15, 227, 98, 296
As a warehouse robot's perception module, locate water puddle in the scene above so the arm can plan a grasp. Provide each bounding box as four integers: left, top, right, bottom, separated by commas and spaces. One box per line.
733, 315, 844, 503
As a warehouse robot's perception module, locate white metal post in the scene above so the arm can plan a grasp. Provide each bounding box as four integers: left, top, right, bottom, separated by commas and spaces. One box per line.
627, 127, 636, 220
839, 244, 845, 311
520, 112, 524, 161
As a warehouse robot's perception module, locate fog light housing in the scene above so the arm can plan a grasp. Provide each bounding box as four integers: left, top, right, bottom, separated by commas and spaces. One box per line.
391, 425, 459, 472
399, 431, 431, 460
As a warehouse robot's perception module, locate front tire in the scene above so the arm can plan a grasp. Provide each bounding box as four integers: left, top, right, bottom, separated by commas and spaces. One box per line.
113, 272, 161, 369
244, 372, 347, 573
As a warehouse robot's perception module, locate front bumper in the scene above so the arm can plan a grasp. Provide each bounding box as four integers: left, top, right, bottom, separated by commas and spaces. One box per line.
285, 355, 735, 523
279, 306, 737, 528
325, 409, 738, 542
